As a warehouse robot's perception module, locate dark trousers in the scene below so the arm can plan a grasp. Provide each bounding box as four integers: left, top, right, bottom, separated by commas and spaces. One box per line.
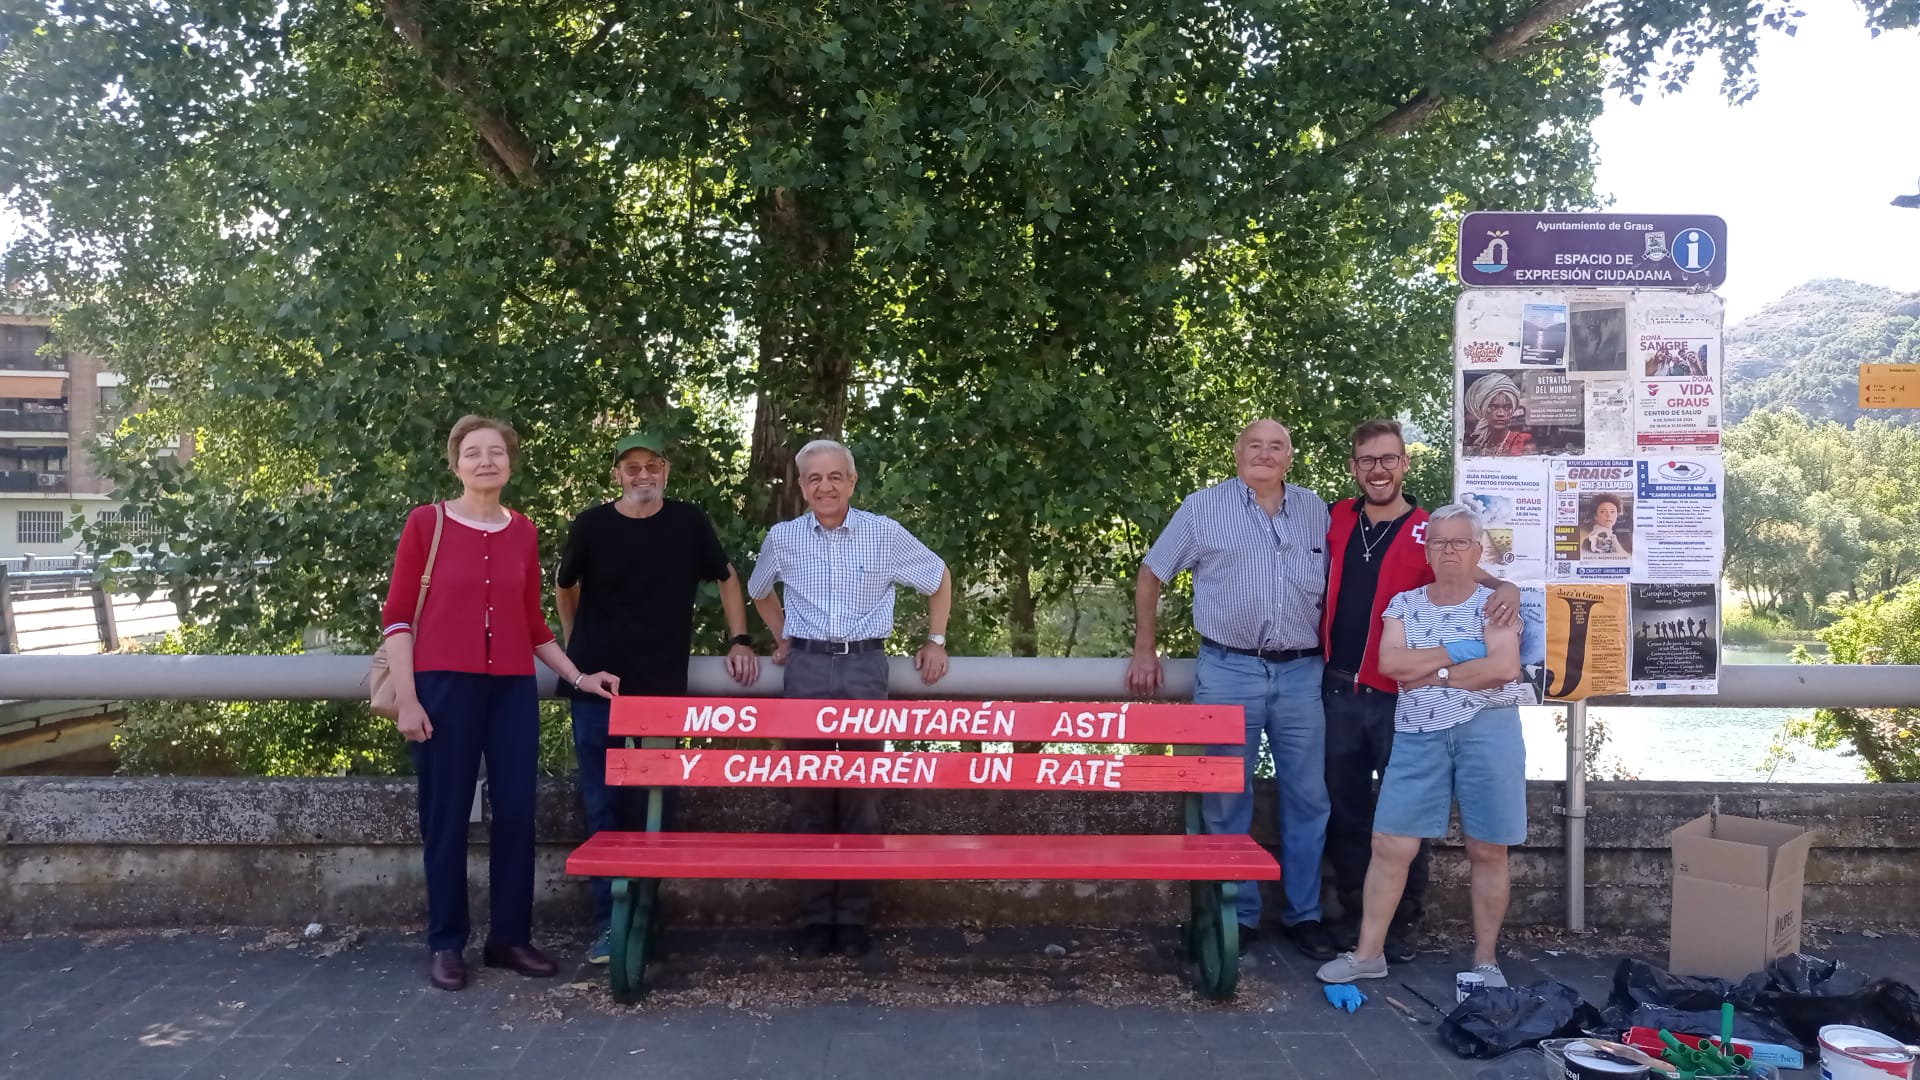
570, 696, 649, 933
410, 671, 539, 953
1323, 672, 1429, 920
783, 648, 889, 927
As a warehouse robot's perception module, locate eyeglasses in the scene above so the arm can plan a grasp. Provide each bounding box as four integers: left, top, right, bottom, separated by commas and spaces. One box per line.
1352, 454, 1405, 471
1429, 538, 1478, 553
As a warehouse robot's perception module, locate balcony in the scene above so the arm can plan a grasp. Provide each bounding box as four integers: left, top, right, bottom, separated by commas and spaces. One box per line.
0, 470, 69, 493
0, 409, 69, 433
0, 354, 67, 372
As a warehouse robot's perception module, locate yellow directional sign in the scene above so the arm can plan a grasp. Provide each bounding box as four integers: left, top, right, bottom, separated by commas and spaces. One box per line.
1860, 363, 1920, 409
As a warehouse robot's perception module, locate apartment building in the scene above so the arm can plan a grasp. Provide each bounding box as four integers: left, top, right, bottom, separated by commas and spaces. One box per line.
0, 310, 161, 561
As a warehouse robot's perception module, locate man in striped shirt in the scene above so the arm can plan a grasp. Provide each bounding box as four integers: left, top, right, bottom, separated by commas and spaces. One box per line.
749, 438, 953, 959
1127, 419, 1339, 961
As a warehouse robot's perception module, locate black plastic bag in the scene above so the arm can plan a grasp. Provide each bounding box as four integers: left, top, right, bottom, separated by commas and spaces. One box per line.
1601, 958, 1804, 1050
1439, 980, 1605, 1059
1601, 955, 1920, 1052
1604, 1004, 1804, 1051
1737, 955, 1920, 1046
1612, 957, 1735, 1012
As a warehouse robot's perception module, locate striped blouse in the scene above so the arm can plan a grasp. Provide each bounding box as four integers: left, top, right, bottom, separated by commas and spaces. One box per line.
1383, 584, 1532, 733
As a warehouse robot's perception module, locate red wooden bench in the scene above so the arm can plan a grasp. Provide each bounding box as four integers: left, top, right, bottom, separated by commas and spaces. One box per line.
564, 695, 1279, 1002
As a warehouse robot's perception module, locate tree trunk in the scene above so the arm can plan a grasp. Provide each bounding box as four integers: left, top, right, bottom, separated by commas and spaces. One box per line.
1007, 549, 1038, 659
746, 187, 858, 526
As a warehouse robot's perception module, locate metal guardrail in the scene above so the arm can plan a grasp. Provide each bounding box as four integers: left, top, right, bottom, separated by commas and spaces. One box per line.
0, 653, 1916, 706
2, 652, 1914, 933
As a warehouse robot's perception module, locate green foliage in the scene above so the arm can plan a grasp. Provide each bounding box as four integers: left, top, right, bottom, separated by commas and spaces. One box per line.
117, 624, 580, 777
1723, 408, 1920, 623
1551, 709, 1639, 781
117, 625, 409, 776
1794, 585, 1920, 782
1721, 604, 1819, 646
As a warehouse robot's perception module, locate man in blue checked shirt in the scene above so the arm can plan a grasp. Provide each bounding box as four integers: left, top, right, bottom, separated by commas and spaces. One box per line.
748, 438, 953, 960
1127, 418, 1340, 961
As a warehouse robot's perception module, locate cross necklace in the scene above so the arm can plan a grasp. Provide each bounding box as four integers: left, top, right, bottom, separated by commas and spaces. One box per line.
1358, 515, 1395, 562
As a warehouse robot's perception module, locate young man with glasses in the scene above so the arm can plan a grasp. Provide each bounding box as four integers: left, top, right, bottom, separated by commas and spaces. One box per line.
1320, 420, 1518, 962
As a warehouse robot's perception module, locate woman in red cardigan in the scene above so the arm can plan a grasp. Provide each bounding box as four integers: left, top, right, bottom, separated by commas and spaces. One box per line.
380, 415, 619, 992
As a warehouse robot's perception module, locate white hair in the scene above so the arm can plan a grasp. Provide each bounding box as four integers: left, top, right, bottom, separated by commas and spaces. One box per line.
795, 438, 856, 476
1428, 502, 1487, 546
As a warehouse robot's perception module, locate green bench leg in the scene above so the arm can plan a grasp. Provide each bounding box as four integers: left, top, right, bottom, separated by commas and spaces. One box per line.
607, 876, 659, 1004
1188, 880, 1239, 1000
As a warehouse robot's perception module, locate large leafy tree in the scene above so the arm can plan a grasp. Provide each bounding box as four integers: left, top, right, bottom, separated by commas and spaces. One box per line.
5, 0, 1911, 665
1724, 408, 1920, 620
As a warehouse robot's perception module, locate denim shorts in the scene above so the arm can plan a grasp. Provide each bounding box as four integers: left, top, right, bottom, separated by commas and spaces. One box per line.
1373, 706, 1527, 845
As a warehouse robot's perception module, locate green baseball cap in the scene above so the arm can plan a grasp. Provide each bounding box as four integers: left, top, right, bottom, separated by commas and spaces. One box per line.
613, 432, 667, 461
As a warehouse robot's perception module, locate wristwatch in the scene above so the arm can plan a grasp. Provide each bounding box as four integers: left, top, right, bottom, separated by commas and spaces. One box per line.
928, 634, 947, 647
1437, 666, 1450, 687
729, 633, 754, 648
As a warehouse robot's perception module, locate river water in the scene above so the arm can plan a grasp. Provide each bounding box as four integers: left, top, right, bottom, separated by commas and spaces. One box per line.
1520, 646, 1868, 782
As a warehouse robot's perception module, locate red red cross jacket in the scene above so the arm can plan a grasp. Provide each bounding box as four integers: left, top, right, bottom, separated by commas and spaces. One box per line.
1320, 499, 1434, 694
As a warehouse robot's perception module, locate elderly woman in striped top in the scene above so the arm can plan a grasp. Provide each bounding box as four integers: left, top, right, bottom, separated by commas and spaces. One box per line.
381, 415, 619, 992
1316, 502, 1533, 988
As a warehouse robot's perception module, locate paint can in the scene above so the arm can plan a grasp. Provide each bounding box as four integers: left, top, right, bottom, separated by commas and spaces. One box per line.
1818, 1025, 1915, 1080
1559, 1046, 1651, 1080
1454, 970, 1486, 1003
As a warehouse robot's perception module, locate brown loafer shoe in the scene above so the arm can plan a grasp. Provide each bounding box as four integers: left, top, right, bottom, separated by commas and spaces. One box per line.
482, 942, 558, 978
429, 949, 468, 991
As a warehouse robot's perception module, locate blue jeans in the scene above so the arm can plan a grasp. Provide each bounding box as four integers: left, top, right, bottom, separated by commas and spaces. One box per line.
1196, 645, 1330, 927
571, 697, 648, 933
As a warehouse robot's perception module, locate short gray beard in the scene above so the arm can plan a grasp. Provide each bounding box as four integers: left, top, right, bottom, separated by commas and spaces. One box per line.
621, 488, 662, 507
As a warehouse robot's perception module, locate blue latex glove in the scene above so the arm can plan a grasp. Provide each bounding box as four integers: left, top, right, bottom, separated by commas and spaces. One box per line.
1443, 639, 1487, 663
1322, 984, 1366, 1013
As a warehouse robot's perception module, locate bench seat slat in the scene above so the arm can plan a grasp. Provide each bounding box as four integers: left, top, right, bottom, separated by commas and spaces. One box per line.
565, 832, 1281, 882
606, 748, 1243, 792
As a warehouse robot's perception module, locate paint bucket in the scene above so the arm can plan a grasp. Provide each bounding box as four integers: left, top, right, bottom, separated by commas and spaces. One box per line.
1818, 1026, 1916, 1080
1455, 970, 1486, 1002
1536, 1038, 1591, 1080
1558, 1046, 1651, 1080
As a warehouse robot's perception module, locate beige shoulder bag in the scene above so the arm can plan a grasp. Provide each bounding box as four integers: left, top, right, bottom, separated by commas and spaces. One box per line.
367, 502, 445, 719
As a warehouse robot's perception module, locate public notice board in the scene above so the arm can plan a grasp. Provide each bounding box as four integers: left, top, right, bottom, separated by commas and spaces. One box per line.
1452, 260, 1726, 699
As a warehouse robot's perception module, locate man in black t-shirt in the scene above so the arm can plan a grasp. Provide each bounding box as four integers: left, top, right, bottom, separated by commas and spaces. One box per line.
557, 431, 760, 964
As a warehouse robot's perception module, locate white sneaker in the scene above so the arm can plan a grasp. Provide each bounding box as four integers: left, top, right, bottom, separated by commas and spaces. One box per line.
1316, 951, 1389, 983
1473, 962, 1507, 988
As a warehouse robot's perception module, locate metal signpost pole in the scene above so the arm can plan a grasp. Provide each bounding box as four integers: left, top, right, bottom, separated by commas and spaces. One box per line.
1564, 699, 1588, 932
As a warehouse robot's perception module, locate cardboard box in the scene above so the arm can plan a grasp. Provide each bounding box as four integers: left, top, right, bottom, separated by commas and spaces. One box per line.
1668, 812, 1815, 980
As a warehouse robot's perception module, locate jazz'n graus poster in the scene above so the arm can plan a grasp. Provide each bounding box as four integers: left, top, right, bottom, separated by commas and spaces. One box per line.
1543, 584, 1629, 701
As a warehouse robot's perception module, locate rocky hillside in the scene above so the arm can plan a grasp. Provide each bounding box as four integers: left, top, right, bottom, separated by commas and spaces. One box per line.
1725, 279, 1920, 426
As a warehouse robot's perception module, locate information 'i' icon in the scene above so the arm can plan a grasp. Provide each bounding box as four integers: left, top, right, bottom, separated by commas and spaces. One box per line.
1675, 228, 1717, 273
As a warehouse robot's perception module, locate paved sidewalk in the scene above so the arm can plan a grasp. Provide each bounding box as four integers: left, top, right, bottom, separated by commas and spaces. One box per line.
2, 923, 1915, 1079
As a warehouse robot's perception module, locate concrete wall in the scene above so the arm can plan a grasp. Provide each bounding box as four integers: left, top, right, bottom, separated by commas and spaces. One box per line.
3, 776, 1917, 934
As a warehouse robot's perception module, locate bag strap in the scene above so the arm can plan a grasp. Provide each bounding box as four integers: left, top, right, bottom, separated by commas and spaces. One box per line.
411, 502, 444, 630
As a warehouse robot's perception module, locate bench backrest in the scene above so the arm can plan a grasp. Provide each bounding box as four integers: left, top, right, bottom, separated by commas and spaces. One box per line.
605, 696, 1246, 793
